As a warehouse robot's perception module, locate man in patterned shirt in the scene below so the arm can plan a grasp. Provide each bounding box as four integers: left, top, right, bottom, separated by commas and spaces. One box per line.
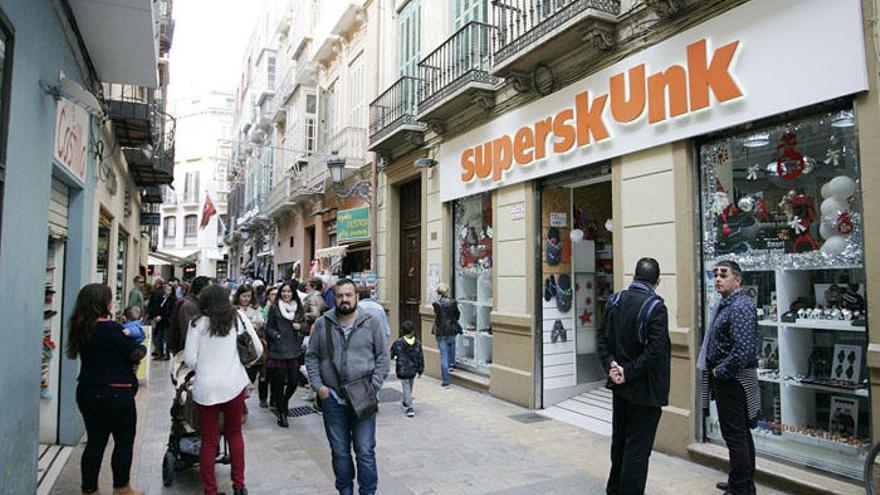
698, 260, 759, 495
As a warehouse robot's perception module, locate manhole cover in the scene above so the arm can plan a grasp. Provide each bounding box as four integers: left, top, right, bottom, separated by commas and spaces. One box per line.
288, 406, 318, 418
508, 413, 551, 424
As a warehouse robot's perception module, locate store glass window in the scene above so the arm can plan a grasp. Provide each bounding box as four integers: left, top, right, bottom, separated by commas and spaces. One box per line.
452, 192, 493, 375
115, 233, 127, 315
699, 105, 869, 479
96, 222, 111, 285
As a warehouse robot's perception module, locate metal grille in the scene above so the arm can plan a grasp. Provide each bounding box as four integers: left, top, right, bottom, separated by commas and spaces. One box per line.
288, 406, 318, 418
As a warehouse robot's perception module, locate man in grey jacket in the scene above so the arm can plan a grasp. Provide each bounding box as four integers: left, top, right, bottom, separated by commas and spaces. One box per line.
306, 278, 389, 495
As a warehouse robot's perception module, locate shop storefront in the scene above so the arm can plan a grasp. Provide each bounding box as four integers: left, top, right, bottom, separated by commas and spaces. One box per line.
430, 0, 876, 485
699, 105, 870, 478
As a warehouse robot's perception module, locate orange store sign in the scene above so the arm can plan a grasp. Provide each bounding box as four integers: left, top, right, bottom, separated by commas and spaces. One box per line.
439, 0, 869, 202
460, 39, 742, 183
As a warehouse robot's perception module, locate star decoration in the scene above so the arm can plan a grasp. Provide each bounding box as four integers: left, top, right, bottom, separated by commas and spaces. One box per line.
746, 164, 760, 180
579, 309, 593, 325
788, 216, 806, 234
824, 148, 841, 167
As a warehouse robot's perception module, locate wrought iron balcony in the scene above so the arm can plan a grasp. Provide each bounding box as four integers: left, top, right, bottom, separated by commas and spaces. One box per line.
319, 126, 368, 168
158, 0, 175, 56
417, 21, 501, 124
491, 0, 620, 80
125, 114, 175, 186
368, 76, 424, 153
104, 84, 155, 147
141, 186, 163, 204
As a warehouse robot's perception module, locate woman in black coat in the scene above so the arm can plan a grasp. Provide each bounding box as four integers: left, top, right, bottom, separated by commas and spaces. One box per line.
68, 284, 146, 495
264, 281, 306, 427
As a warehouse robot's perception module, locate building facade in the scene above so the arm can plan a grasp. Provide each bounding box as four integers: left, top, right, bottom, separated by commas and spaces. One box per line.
367, 0, 880, 491
159, 91, 233, 280
227, 0, 376, 287
0, 0, 173, 492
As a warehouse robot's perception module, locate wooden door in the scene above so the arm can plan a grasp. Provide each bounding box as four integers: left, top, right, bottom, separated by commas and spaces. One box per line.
399, 180, 422, 340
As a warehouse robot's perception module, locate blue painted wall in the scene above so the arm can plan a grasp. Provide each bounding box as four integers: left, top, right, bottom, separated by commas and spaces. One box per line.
0, 1, 97, 492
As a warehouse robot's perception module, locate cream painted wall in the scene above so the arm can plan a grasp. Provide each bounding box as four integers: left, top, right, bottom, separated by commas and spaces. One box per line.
494, 183, 532, 315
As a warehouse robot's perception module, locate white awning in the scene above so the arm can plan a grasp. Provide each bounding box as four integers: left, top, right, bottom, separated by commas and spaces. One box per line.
147, 255, 170, 266
315, 245, 347, 259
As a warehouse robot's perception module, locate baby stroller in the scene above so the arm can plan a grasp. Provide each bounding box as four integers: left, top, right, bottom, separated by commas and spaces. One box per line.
162, 362, 230, 487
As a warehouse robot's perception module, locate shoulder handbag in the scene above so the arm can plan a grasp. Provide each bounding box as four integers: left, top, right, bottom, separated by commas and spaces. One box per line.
324, 323, 379, 420
236, 314, 261, 367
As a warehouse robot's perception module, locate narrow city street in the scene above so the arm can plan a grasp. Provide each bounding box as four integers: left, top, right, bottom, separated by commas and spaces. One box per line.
51, 360, 792, 495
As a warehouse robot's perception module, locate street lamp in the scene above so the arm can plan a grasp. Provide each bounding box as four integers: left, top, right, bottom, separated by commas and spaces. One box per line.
326, 150, 346, 184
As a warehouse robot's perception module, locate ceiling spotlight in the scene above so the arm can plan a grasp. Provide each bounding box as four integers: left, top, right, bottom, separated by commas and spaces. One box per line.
831, 110, 855, 128
743, 133, 770, 148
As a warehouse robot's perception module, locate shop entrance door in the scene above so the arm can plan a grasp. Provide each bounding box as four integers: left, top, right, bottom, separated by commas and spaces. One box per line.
539, 167, 613, 412
399, 179, 421, 340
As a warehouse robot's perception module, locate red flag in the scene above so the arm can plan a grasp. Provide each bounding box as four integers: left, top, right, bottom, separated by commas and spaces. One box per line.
200, 194, 217, 229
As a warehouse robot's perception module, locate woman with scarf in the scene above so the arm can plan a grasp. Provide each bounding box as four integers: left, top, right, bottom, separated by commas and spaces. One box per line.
264, 281, 306, 427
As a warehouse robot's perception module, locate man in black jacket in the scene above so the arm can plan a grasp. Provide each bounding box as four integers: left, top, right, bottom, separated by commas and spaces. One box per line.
597, 257, 670, 495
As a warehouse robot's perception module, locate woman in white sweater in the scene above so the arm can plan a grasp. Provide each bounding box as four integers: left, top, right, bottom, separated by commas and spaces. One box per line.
184, 285, 263, 495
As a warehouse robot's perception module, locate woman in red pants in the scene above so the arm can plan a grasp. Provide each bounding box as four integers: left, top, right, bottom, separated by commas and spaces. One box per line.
184, 285, 263, 495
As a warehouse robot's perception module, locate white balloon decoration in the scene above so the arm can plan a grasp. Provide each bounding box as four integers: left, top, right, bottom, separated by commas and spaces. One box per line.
821, 235, 847, 255
820, 181, 832, 199
570, 229, 584, 242
828, 175, 856, 200
819, 222, 837, 240
820, 197, 849, 218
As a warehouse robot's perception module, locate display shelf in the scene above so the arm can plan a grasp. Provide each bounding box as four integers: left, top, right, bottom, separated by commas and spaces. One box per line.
758, 320, 779, 327
759, 376, 780, 384
782, 380, 868, 398
784, 320, 866, 332
782, 430, 868, 457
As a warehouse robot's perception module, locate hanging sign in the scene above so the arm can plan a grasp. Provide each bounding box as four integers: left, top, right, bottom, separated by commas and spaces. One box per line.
53, 98, 89, 184
438, 0, 868, 202
336, 207, 370, 242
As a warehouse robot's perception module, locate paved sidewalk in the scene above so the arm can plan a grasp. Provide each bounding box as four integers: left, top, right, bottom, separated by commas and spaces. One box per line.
53, 360, 794, 494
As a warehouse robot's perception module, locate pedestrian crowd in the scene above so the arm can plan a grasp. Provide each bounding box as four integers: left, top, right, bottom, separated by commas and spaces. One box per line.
69, 256, 759, 495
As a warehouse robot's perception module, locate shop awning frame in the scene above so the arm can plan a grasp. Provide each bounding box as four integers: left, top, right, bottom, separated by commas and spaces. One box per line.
315, 245, 348, 259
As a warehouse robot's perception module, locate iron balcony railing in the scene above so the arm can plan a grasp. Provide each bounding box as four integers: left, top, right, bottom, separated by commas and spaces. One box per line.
369, 76, 420, 142
319, 126, 368, 164
104, 84, 156, 147
418, 21, 500, 111
491, 0, 621, 66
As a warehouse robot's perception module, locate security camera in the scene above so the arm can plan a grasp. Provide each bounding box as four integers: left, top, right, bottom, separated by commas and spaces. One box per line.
39, 77, 105, 118
414, 158, 437, 169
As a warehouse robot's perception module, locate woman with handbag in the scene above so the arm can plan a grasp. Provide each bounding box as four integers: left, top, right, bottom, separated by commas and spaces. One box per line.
68, 284, 146, 495
184, 285, 263, 495
234, 284, 268, 416
264, 281, 307, 428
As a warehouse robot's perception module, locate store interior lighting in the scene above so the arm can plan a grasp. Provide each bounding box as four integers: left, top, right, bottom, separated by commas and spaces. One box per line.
831, 110, 855, 128
743, 133, 770, 148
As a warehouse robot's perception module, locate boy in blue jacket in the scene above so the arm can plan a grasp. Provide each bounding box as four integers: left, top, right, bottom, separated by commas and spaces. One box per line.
122, 305, 146, 344
390, 321, 424, 417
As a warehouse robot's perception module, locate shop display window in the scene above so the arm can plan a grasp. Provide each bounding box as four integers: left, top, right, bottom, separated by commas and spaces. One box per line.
452, 192, 493, 375
700, 106, 870, 479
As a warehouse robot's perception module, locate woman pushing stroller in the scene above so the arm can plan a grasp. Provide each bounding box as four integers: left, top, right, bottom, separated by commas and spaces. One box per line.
184, 285, 263, 495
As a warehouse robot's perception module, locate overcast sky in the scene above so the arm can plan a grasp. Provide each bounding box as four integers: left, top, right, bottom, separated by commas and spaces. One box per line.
168, 0, 266, 101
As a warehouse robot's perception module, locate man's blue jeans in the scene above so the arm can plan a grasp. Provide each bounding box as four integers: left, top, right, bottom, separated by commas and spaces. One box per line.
321, 397, 378, 495
436, 335, 456, 386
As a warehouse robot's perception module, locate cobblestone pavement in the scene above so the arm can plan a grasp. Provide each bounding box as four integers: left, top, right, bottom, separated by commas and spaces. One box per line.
53, 360, 794, 494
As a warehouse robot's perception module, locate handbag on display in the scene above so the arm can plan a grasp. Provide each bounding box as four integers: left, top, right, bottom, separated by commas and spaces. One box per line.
236, 315, 261, 367
324, 324, 379, 420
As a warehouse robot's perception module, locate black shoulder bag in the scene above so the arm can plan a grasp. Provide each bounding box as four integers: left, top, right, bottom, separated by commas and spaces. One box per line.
324, 323, 379, 420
